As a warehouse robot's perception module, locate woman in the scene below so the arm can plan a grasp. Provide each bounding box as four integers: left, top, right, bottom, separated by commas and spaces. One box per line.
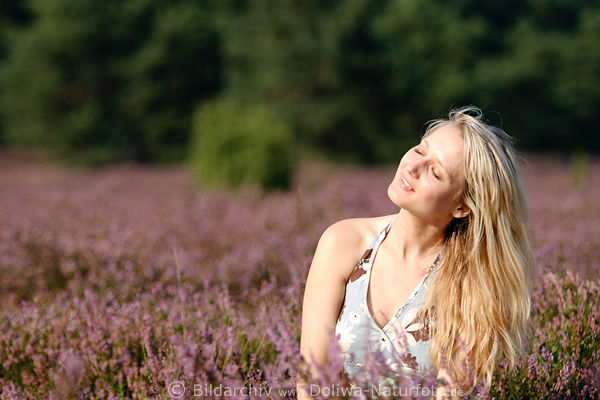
296, 106, 536, 398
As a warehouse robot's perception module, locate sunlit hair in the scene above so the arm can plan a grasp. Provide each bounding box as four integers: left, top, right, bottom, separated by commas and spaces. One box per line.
417, 106, 536, 393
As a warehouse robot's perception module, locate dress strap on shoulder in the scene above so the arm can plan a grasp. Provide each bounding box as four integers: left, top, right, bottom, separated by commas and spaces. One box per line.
361, 215, 395, 264
374, 215, 396, 247
358, 215, 397, 265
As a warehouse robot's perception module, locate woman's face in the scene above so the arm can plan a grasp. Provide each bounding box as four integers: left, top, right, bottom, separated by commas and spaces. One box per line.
387, 123, 468, 221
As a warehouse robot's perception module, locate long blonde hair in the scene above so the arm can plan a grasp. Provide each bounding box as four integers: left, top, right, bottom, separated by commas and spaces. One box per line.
419, 106, 536, 391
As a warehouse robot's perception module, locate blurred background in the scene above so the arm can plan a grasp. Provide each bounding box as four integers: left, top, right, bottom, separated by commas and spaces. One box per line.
1, 0, 599, 190
1, 2, 600, 397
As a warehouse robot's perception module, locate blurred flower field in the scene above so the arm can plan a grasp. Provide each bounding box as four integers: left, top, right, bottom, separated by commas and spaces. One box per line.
0, 150, 599, 399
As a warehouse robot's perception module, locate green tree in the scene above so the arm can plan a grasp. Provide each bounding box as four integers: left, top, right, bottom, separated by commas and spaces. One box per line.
189, 97, 296, 191
216, 0, 357, 160
0, 0, 31, 144
352, 0, 488, 159
0, 0, 222, 165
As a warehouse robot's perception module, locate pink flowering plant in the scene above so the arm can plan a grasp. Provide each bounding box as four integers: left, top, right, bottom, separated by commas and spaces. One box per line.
0, 153, 598, 399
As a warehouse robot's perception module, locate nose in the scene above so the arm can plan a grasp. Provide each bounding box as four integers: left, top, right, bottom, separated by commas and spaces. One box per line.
406, 160, 421, 178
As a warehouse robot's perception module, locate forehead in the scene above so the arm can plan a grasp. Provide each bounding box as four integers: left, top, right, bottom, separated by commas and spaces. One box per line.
423, 124, 464, 182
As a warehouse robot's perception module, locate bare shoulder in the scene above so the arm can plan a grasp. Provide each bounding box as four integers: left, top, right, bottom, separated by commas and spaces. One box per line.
324, 214, 396, 243
317, 213, 397, 281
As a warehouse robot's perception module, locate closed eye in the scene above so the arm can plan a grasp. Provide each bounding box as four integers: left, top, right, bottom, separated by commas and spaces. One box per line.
413, 146, 440, 179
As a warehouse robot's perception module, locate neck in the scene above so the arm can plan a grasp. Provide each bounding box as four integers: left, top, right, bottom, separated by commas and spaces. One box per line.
386, 209, 447, 270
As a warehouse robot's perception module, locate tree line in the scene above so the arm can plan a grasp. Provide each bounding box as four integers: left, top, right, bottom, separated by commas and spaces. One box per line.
0, 0, 598, 168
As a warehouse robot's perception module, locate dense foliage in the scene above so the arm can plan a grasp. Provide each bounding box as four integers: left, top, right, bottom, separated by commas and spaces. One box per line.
0, 0, 222, 164
1, 0, 599, 166
189, 97, 296, 191
0, 152, 598, 398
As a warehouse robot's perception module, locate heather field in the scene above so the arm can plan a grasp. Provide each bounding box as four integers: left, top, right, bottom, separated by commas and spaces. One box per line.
0, 150, 599, 399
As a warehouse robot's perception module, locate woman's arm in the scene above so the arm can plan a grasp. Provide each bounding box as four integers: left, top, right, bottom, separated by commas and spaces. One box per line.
296, 220, 361, 400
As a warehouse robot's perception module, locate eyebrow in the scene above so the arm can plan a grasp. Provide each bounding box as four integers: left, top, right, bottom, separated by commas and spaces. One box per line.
421, 139, 451, 178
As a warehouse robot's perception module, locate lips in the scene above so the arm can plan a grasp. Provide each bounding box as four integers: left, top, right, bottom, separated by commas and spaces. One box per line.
399, 175, 414, 191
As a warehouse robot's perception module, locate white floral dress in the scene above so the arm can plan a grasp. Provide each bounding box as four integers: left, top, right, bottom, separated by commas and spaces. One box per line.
334, 215, 444, 385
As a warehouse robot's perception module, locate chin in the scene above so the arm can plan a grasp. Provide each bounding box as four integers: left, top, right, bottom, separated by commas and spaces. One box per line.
387, 183, 404, 208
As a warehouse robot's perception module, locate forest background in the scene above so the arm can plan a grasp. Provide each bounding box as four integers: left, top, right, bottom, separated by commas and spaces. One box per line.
1, 0, 599, 170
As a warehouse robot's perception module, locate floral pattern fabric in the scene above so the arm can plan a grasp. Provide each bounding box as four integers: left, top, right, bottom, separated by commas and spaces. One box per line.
334, 215, 444, 384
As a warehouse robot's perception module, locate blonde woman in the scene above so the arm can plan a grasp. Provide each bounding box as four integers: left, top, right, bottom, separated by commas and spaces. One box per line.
297, 106, 536, 398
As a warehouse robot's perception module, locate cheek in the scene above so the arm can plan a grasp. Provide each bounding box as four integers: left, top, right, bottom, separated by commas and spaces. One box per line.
431, 188, 460, 210
398, 151, 412, 166
393, 163, 404, 179
421, 183, 454, 203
